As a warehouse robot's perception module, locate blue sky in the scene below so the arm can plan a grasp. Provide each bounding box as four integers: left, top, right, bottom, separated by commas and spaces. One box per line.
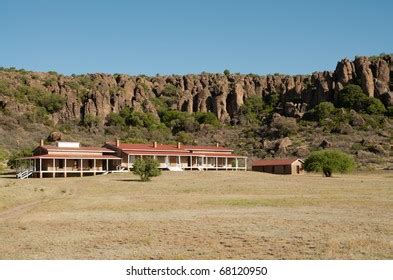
0, 0, 391, 76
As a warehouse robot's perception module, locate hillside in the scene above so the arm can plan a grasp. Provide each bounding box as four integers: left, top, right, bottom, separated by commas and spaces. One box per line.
0, 54, 392, 170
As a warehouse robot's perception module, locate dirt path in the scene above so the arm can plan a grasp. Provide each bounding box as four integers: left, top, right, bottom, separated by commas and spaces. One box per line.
0, 200, 45, 221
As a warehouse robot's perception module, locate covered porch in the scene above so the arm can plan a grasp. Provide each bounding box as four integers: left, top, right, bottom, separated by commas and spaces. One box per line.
125, 153, 247, 171
18, 156, 122, 178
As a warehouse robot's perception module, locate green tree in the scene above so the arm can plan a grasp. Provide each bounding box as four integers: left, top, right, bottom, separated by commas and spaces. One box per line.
82, 114, 100, 127
238, 96, 267, 125
132, 158, 161, 182
304, 150, 355, 177
162, 84, 178, 97
337, 84, 367, 110
194, 112, 219, 126
364, 98, 386, 114
337, 84, 386, 114
264, 92, 280, 109
107, 112, 125, 127
223, 69, 230, 76
7, 149, 33, 169
313, 102, 335, 121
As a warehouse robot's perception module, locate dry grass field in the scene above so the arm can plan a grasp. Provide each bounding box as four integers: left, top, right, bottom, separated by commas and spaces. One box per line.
0, 171, 392, 259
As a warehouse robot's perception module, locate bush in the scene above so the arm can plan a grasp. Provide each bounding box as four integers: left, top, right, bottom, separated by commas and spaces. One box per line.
16, 85, 66, 113
162, 84, 178, 97
82, 114, 100, 127
264, 93, 280, 109
160, 110, 198, 133
386, 106, 393, 117
337, 85, 367, 110
313, 102, 335, 121
304, 149, 355, 177
176, 131, 194, 144
364, 98, 386, 115
132, 158, 161, 182
35, 92, 66, 113
194, 112, 219, 126
151, 97, 169, 113
7, 149, 33, 169
238, 96, 267, 125
270, 117, 298, 137
337, 84, 386, 114
223, 69, 230, 76
107, 112, 125, 127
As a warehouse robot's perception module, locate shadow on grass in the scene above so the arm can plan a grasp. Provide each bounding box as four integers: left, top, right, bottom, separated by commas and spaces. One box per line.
113, 179, 143, 182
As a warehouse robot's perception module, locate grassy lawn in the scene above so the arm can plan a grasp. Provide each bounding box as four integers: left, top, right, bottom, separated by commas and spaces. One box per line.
0, 171, 392, 259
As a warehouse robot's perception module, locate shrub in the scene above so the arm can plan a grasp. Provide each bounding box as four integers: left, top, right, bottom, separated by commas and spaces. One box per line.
16, 85, 66, 113
238, 96, 267, 125
364, 98, 386, 115
223, 69, 230, 76
386, 106, 393, 117
7, 149, 33, 169
304, 149, 355, 177
337, 84, 386, 114
194, 112, 219, 126
337, 85, 367, 109
162, 84, 178, 97
107, 112, 125, 127
160, 110, 198, 133
313, 102, 335, 121
151, 97, 169, 113
116, 107, 161, 129
270, 117, 298, 137
132, 158, 161, 182
82, 114, 100, 127
264, 93, 280, 109
176, 131, 194, 144
35, 92, 66, 113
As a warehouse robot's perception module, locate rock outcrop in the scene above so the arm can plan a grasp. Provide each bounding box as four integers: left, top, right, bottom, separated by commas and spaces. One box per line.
0, 55, 391, 125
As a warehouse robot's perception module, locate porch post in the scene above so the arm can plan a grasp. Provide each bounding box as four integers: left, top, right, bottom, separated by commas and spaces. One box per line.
52, 158, 55, 178
190, 156, 192, 170
80, 159, 83, 177
106, 159, 109, 171
64, 159, 67, 177
39, 158, 42, 178
165, 155, 169, 168
235, 158, 238, 171
216, 157, 218, 171
225, 157, 228, 171
244, 158, 247, 171
178, 156, 181, 167
94, 159, 96, 176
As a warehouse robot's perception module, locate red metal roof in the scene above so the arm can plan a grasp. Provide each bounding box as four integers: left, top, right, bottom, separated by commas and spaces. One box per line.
122, 150, 244, 157
252, 158, 302, 166
123, 150, 194, 156
106, 142, 233, 152
22, 155, 121, 160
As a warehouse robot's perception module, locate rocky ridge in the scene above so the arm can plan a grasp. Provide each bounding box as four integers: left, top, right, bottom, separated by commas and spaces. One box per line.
0, 55, 391, 125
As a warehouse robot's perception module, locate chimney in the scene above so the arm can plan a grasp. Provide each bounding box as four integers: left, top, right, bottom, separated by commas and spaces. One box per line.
216, 142, 219, 147
153, 141, 157, 148
116, 139, 120, 147
40, 139, 44, 146
177, 142, 181, 149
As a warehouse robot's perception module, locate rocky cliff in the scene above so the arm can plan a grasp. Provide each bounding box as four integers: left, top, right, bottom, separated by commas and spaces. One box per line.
0, 55, 392, 125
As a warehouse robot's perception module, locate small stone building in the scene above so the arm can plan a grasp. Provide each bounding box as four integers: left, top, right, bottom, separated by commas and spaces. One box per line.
252, 158, 304, 175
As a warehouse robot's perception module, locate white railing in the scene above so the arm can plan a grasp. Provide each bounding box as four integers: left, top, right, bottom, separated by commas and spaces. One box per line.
16, 168, 34, 179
